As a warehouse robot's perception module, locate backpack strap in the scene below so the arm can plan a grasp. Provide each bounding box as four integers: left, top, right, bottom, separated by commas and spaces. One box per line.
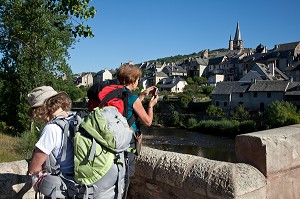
99, 86, 136, 127
47, 113, 81, 173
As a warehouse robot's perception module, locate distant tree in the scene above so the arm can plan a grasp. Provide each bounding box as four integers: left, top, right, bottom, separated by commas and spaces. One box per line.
193, 76, 207, 85
201, 86, 214, 95
186, 77, 194, 85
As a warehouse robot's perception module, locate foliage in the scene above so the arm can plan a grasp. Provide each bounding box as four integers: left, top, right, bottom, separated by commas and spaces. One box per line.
205, 105, 226, 117
239, 120, 257, 133
193, 76, 207, 85
171, 111, 180, 126
186, 77, 194, 85
0, 0, 95, 133
265, 100, 300, 129
17, 129, 40, 159
186, 117, 199, 129
0, 133, 24, 162
232, 105, 250, 119
179, 93, 193, 109
200, 86, 214, 95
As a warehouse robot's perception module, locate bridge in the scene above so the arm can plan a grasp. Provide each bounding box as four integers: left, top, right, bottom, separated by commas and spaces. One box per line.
1, 124, 300, 198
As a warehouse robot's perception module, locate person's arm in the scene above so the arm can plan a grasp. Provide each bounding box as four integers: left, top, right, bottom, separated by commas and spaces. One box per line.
29, 148, 48, 174
133, 95, 158, 126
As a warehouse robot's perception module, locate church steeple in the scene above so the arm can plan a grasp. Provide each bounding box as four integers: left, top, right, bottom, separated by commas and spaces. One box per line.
234, 21, 242, 41
229, 21, 244, 51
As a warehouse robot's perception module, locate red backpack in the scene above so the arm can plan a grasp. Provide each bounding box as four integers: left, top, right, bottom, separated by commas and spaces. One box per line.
87, 83, 135, 126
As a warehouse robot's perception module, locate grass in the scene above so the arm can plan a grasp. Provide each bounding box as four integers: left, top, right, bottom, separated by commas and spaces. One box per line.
0, 133, 24, 163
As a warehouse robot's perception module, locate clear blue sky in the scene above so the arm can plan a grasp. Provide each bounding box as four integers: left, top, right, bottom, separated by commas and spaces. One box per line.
68, 0, 300, 74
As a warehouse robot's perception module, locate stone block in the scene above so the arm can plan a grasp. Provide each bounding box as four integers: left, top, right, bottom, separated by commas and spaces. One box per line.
236, 124, 300, 177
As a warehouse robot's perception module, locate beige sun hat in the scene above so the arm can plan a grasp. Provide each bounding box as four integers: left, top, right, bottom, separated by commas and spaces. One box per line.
27, 86, 67, 108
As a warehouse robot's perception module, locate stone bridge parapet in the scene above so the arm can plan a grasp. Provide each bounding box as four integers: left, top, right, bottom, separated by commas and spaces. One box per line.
1, 124, 300, 198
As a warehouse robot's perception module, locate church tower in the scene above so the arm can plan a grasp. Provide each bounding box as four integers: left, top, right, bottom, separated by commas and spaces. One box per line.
229, 35, 233, 50
229, 22, 244, 51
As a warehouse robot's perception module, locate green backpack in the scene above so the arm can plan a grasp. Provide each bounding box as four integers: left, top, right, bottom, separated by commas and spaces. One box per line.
74, 106, 133, 192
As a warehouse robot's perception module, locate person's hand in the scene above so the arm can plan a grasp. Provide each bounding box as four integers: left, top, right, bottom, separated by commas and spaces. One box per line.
139, 86, 157, 101
149, 94, 158, 108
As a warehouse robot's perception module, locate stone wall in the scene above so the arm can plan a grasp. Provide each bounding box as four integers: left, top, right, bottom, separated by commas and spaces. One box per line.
128, 147, 266, 199
0, 160, 34, 199
1, 124, 300, 198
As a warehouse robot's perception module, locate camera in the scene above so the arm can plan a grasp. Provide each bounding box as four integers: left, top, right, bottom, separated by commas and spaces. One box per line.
151, 88, 159, 96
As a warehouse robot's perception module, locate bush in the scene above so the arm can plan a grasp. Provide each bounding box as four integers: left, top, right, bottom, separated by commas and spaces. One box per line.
186, 117, 198, 129
239, 120, 257, 133
16, 124, 40, 159
265, 101, 300, 128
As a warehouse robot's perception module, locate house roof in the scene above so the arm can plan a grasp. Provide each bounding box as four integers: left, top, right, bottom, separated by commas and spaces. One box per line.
195, 57, 208, 66
285, 61, 300, 71
239, 70, 263, 82
272, 41, 300, 52
162, 65, 186, 73
208, 56, 226, 65
210, 81, 251, 95
157, 77, 185, 88
251, 63, 275, 80
154, 71, 168, 77
248, 80, 290, 92
285, 82, 300, 96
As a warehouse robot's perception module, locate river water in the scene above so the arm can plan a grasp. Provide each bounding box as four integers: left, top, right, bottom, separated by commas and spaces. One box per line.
140, 126, 236, 163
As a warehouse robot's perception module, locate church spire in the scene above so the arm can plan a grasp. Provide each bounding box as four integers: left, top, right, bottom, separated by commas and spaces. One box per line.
234, 21, 242, 41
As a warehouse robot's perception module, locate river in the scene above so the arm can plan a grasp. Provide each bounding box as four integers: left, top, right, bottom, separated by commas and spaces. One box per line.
140, 126, 236, 163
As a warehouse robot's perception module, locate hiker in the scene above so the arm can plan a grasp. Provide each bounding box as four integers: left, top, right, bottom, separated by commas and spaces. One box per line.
116, 64, 158, 187
27, 86, 75, 198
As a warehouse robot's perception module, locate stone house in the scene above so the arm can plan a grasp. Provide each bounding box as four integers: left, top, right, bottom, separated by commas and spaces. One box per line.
162, 64, 187, 77
210, 79, 300, 113
180, 56, 208, 78
93, 69, 112, 84
157, 77, 188, 93
147, 71, 168, 87
75, 73, 93, 87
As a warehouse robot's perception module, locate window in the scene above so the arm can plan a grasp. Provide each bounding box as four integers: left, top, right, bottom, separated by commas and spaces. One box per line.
239, 93, 243, 98
224, 102, 227, 107
267, 92, 271, 98
216, 101, 219, 106
253, 92, 257, 98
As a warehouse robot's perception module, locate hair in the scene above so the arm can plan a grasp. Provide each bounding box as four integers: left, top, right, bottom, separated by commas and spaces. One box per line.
116, 64, 142, 85
28, 93, 72, 121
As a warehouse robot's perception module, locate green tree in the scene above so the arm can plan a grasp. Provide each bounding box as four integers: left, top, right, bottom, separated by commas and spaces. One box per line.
265, 100, 300, 129
0, 0, 95, 133
232, 105, 250, 119
186, 77, 194, 85
205, 105, 225, 118
201, 86, 214, 95
193, 76, 207, 85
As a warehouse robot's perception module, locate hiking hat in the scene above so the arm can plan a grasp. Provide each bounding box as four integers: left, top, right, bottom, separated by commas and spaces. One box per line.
27, 86, 67, 108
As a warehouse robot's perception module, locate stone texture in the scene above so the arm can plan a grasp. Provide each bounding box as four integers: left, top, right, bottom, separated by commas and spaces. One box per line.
267, 167, 300, 199
135, 146, 166, 179
206, 162, 235, 198
0, 160, 35, 199
184, 157, 219, 196
234, 163, 266, 198
236, 124, 300, 177
153, 149, 197, 187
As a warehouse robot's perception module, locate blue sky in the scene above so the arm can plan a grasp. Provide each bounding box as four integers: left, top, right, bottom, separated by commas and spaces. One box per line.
68, 0, 300, 74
